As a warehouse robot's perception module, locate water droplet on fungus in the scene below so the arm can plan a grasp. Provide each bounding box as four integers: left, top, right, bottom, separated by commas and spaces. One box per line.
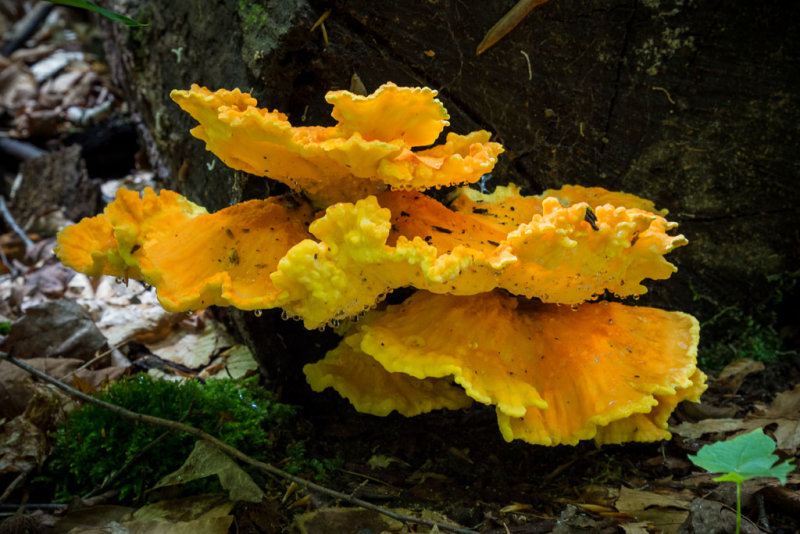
254, 310, 263, 317
280, 310, 289, 321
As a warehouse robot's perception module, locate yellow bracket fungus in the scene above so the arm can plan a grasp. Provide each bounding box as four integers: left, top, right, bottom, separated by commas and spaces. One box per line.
56, 82, 703, 447
272, 188, 685, 326
305, 291, 706, 446
57, 188, 315, 312
170, 82, 503, 206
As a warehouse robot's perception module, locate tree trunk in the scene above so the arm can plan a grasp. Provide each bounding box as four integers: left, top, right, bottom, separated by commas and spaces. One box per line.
100, 0, 800, 395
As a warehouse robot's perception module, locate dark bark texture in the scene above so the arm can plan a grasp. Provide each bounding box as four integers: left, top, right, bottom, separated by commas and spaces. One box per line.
100, 0, 799, 395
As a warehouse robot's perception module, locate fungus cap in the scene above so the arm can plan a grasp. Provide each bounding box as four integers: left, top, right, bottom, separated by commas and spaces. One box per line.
170, 83, 503, 205
304, 331, 473, 417
313, 290, 704, 446
56, 187, 315, 312
273, 186, 686, 326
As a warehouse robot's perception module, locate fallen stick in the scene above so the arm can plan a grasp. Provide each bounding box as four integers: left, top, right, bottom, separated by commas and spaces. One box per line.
0, 196, 34, 249
0, 351, 476, 534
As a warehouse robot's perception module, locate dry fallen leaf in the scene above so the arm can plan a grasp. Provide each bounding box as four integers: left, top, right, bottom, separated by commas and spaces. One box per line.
614, 487, 691, 534
671, 384, 800, 452
716, 358, 766, 393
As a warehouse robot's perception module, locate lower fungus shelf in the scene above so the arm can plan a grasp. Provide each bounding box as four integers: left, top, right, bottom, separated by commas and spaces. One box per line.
303, 291, 705, 447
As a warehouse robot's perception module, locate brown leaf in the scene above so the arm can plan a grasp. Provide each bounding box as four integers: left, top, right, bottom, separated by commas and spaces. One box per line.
715, 358, 765, 393
614, 487, 691, 534
0, 357, 82, 420
671, 384, 800, 451
0, 414, 48, 473
1, 299, 107, 362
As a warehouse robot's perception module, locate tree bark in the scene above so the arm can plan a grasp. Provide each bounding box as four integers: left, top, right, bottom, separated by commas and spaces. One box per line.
100, 0, 800, 395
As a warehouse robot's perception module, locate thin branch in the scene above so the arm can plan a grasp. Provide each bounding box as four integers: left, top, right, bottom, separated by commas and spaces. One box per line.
0, 467, 34, 505
0, 196, 34, 249
0, 241, 18, 277
0, 352, 476, 534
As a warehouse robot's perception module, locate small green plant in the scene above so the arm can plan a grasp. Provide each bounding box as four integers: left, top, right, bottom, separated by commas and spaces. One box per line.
46, 374, 330, 501
690, 271, 798, 370
48, 0, 147, 26
688, 429, 795, 534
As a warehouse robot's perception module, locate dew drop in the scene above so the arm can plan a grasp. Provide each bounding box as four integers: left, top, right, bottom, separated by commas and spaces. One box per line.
114, 277, 125, 284
331, 319, 340, 328
317, 325, 326, 332
280, 310, 289, 321
254, 310, 263, 317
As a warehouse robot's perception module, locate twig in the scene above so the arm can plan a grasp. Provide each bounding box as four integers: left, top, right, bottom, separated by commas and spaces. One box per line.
476, 0, 550, 55
0, 351, 476, 534
0, 467, 34, 505
2, 2, 54, 56
0, 242, 18, 277
71, 340, 128, 377
0, 196, 34, 249
0, 503, 67, 511
520, 50, 532, 80
0, 137, 48, 161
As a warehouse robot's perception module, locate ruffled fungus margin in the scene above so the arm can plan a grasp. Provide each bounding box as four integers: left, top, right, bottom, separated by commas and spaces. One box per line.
57, 188, 316, 312
170, 83, 504, 205
304, 291, 706, 446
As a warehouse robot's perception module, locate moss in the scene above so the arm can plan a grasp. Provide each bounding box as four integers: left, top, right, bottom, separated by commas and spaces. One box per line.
694, 270, 799, 370
238, 1, 270, 31
44, 374, 334, 502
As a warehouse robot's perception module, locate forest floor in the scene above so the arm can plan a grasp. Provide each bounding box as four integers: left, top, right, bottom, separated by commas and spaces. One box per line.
1, 4, 799, 534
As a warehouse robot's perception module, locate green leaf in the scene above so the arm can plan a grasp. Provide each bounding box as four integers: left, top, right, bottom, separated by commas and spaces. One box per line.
689, 428, 795, 484
47, 0, 147, 26
0, 322, 10, 335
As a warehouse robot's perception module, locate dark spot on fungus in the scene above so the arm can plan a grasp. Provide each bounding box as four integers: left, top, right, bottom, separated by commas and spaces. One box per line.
242, 228, 250, 233
584, 207, 599, 231
130, 244, 141, 254
228, 248, 240, 265
400, 211, 410, 217
488, 240, 499, 246
226, 228, 234, 238
432, 225, 452, 234
472, 207, 488, 214
424, 236, 432, 243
